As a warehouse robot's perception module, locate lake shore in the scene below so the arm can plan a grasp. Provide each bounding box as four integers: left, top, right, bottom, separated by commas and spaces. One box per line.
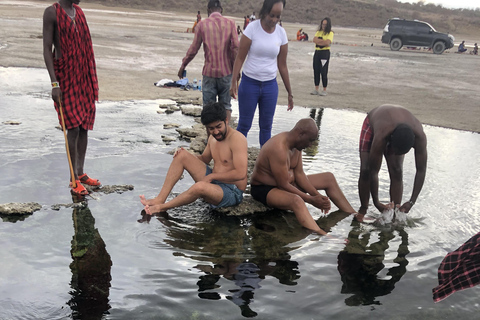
1, 0, 479, 132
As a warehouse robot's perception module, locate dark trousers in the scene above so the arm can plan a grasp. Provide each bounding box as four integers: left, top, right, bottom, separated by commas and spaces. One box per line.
313, 49, 330, 88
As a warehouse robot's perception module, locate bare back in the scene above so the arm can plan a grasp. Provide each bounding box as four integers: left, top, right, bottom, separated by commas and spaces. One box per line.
251, 132, 301, 186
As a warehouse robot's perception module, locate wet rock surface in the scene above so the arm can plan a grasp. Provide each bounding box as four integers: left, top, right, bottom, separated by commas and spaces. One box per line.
0, 202, 42, 215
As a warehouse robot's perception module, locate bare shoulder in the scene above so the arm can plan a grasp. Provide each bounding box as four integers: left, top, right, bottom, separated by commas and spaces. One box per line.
43, 5, 56, 21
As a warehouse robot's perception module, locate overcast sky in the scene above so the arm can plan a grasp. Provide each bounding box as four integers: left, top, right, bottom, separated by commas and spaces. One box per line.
397, 0, 479, 9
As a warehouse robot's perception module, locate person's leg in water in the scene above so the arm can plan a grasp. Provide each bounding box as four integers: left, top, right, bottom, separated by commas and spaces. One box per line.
139, 148, 209, 206
307, 172, 356, 214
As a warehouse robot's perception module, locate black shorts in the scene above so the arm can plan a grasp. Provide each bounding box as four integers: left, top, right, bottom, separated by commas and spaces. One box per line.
250, 184, 276, 206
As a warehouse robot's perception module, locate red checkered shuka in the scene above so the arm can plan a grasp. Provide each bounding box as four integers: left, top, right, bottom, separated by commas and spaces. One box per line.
53, 3, 98, 130
432, 232, 480, 302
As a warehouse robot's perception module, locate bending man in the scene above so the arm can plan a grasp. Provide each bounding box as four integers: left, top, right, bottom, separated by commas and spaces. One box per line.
140, 102, 248, 214
43, 0, 101, 196
250, 118, 356, 235
358, 104, 427, 216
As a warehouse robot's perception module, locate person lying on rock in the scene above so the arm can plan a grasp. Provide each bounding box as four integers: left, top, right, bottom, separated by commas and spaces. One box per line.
140, 102, 248, 214
250, 118, 357, 235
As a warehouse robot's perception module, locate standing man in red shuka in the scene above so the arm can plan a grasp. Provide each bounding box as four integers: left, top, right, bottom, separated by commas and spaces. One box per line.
43, 0, 101, 196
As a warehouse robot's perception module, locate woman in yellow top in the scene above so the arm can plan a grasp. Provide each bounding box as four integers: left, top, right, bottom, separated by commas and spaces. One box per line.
311, 17, 333, 96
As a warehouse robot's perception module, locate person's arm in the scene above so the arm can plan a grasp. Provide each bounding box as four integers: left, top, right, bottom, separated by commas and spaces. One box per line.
178, 25, 203, 78
197, 138, 213, 165
312, 33, 332, 47
43, 6, 61, 105
368, 137, 389, 212
292, 154, 331, 212
202, 134, 248, 184
229, 21, 239, 70
399, 134, 427, 212
277, 43, 294, 111
230, 34, 251, 99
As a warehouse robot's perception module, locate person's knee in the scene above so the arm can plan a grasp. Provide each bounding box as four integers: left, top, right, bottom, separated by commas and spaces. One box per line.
290, 194, 306, 211
389, 166, 403, 181
190, 181, 210, 197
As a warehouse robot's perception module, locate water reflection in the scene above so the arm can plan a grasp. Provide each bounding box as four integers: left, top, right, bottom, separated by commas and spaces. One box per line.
138, 205, 351, 318
68, 203, 112, 319
337, 221, 409, 306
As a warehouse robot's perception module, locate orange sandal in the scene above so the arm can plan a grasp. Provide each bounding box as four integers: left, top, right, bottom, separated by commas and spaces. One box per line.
70, 180, 89, 196
79, 173, 101, 187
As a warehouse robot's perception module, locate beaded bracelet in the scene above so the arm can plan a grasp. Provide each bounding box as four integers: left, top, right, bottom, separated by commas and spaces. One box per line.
51, 82, 60, 88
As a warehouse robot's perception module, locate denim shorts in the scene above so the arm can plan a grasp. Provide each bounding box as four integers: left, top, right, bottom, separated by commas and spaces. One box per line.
206, 165, 244, 208
202, 74, 233, 111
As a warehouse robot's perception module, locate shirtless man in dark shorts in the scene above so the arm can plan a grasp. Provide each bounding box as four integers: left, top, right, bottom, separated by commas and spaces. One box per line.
358, 104, 427, 216
250, 118, 356, 235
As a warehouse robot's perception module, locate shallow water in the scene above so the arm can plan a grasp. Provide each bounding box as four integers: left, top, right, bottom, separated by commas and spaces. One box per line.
0, 67, 479, 319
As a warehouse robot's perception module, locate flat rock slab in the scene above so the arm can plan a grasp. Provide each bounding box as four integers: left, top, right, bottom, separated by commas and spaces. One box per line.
215, 194, 271, 216
84, 184, 135, 194
0, 202, 42, 215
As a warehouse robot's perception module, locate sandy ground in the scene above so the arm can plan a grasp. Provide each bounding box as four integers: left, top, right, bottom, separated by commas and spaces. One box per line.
1, 0, 479, 132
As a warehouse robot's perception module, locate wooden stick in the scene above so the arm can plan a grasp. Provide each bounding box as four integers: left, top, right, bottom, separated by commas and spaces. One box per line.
58, 100, 76, 188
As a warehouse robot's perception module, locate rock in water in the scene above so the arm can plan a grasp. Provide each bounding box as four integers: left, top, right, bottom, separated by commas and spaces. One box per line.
0, 202, 42, 215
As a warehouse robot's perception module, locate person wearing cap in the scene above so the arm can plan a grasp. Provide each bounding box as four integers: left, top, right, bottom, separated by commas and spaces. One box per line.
178, 0, 239, 123
358, 105, 427, 217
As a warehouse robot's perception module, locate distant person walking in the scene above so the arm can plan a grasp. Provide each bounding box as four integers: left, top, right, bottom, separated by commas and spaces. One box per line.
230, 0, 294, 147
43, 0, 101, 196
311, 17, 333, 96
178, 0, 239, 122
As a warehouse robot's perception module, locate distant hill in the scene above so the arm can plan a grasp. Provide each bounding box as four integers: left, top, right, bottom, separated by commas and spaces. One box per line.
89, 0, 480, 35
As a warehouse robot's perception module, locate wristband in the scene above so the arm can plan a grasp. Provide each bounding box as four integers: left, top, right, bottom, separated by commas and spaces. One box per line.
51, 82, 60, 88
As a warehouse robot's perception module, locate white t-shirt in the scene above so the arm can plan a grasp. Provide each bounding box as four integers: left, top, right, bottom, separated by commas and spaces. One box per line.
242, 20, 288, 82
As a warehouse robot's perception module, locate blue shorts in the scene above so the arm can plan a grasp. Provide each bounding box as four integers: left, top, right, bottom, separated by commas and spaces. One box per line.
206, 166, 244, 208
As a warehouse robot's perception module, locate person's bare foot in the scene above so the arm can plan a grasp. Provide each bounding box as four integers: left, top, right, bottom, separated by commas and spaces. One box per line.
145, 204, 166, 215
139, 195, 157, 206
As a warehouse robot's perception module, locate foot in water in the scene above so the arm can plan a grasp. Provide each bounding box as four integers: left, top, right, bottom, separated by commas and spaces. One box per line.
139, 195, 158, 206
145, 204, 166, 215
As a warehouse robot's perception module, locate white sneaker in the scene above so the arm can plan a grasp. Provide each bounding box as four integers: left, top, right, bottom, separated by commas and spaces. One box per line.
310, 90, 319, 95
319, 91, 327, 96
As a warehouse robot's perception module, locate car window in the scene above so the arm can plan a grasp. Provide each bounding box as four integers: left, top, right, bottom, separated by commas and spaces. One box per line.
416, 22, 431, 33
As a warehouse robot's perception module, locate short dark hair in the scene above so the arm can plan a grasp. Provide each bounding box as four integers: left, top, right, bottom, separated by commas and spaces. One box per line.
208, 0, 222, 10
201, 102, 226, 125
390, 124, 415, 155
259, 0, 286, 20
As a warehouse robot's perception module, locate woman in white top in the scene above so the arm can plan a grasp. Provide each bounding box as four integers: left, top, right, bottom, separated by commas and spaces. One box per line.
230, 0, 293, 147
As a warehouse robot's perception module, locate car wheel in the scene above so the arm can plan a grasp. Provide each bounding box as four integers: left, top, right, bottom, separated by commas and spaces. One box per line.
390, 38, 402, 51
432, 41, 446, 54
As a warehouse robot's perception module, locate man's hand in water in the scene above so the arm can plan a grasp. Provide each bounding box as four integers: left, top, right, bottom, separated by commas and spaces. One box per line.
399, 200, 413, 213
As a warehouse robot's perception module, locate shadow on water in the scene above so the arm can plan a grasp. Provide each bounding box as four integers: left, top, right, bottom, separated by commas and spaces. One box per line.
338, 221, 409, 306
68, 200, 112, 319
138, 204, 352, 318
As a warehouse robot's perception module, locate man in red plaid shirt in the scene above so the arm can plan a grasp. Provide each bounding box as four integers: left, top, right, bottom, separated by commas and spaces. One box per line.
43, 0, 100, 196
178, 0, 239, 123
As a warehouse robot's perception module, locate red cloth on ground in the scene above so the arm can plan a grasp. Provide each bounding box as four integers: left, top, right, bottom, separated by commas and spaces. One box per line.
359, 116, 373, 152
53, 3, 98, 130
432, 232, 480, 302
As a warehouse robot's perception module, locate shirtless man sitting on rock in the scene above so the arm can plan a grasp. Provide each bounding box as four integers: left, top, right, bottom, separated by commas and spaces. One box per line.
140, 102, 248, 214
250, 118, 357, 235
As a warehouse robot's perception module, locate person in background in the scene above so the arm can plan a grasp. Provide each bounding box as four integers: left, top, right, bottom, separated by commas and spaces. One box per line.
178, 0, 239, 123
197, 10, 201, 22
230, 0, 294, 147
43, 0, 101, 196
458, 40, 467, 53
358, 105, 427, 218
471, 43, 478, 55
250, 11, 256, 21
311, 17, 333, 96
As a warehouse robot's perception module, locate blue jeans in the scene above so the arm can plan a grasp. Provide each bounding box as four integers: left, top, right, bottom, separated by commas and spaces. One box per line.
202, 74, 233, 111
237, 73, 278, 146
206, 166, 244, 208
